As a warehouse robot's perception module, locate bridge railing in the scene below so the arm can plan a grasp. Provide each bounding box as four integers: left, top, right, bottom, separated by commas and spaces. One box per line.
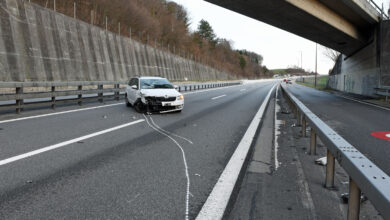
367, 0, 389, 20
0, 81, 241, 114
281, 84, 390, 220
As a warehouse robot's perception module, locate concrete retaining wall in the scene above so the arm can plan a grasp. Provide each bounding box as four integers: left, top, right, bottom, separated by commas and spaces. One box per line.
0, 0, 234, 82
328, 20, 390, 96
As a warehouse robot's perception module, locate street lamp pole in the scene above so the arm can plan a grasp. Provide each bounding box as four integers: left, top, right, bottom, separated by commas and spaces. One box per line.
315, 43, 318, 88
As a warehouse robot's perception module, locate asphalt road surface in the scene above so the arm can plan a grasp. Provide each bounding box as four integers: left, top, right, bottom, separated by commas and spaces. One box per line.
0, 80, 277, 219
286, 83, 390, 176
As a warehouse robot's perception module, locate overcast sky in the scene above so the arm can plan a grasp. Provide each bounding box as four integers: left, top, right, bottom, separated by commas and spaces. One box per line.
169, 0, 389, 75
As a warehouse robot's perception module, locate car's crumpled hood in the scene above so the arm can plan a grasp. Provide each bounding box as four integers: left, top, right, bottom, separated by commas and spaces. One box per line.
140, 89, 180, 97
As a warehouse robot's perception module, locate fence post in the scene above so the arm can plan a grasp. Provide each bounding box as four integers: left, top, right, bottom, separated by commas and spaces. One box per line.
325, 149, 335, 188
78, 85, 82, 106
74, 2, 76, 19
115, 84, 120, 101
51, 86, 56, 110
16, 87, 24, 114
54, 0, 56, 12
310, 128, 317, 155
348, 178, 361, 220
98, 84, 103, 103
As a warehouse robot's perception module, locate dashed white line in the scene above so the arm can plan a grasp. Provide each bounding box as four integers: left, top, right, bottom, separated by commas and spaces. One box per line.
0, 103, 123, 124
143, 115, 191, 220
0, 119, 145, 166
211, 95, 227, 100
240, 89, 246, 92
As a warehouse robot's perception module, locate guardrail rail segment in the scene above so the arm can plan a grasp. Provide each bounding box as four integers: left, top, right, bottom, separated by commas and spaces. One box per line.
281, 84, 390, 220
0, 81, 241, 114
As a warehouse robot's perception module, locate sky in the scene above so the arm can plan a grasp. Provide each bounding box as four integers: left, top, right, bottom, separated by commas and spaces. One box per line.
169, 0, 390, 75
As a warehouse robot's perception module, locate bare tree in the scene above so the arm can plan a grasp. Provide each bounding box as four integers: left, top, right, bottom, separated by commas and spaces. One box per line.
322, 47, 340, 63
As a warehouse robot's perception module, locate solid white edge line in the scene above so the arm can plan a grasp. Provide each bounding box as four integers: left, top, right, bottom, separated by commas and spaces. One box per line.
0, 103, 123, 124
274, 85, 280, 170
211, 95, 227, 100
0, 119, 145, 166
196, 83, 277, 220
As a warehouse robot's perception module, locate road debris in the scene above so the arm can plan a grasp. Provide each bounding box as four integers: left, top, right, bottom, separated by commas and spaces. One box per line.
315, 157, 327, 166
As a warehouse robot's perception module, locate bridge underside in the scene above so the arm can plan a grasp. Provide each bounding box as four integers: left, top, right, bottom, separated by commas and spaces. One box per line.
205, 0, 380, 56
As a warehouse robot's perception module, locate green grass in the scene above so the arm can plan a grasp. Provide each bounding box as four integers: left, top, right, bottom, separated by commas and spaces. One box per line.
296, 76, 328, 90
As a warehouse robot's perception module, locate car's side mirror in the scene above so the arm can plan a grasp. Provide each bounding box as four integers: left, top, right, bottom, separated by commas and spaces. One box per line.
174, 85, 179, 90
131, 85, 138, 89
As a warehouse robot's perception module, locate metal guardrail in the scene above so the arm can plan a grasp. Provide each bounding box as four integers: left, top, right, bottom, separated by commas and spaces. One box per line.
375, 86, 390, 103
281, 84, 390, 220
0, 81, 241, 114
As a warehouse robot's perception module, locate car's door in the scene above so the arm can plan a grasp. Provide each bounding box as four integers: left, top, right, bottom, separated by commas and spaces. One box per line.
127, 78, 139, 104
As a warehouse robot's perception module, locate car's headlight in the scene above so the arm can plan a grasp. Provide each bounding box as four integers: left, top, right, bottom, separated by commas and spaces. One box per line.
177, 95, 184, 100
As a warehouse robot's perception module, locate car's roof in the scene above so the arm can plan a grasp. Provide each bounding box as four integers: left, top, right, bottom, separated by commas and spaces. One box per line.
135, 76, 165, 79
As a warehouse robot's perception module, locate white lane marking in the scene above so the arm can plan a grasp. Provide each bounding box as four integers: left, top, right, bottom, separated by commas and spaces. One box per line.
149, 117, 193, 145
143, 115, 191, 220
196, 83, 277, 220
211, 95, 226, 100
274, 85, 281, 170
240, 89, 246, 92
334, 94, 390, 111
0, 103, 123, 124
0, 119, 145, 166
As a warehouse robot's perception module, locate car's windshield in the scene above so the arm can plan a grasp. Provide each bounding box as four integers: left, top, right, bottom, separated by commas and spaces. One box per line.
140, 78, 174, 89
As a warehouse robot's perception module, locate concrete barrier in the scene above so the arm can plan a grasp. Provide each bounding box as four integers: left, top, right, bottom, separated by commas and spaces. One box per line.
0, 0, 235, 82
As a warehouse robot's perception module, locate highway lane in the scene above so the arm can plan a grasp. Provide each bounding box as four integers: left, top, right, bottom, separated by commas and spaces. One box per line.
286, 83, 390, 176
0, 80, 277, 219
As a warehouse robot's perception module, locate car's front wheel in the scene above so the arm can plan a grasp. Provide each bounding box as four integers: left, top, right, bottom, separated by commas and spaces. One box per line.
134, 101, 145, 113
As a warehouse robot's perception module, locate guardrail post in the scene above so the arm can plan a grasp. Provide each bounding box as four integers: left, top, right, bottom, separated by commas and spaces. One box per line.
297, 110, 302, 126
78, 85, 82, 106
51, 86, 56, 110
310, 128, 317, 155
115, 84, 120, 101
16, 87, 24, 114
178, 87, 181, 92
302, 116, 306, 137
98, 84, 103, 103
185, 86, 187, 91
325, 149, 335, 188
348, 178, 361, 220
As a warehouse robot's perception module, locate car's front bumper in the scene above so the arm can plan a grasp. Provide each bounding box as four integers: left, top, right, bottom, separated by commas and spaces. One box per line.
144, 98, 184, 113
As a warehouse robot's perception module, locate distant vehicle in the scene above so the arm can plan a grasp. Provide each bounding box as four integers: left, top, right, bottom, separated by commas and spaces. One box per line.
125, 76, 184, 113
284, 78, 292, 84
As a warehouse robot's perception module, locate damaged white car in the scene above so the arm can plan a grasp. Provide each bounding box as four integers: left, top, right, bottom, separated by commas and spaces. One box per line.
125, 76, 184, 113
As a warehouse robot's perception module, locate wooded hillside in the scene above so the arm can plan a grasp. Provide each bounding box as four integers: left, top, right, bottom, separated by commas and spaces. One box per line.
31, 0, 269, 79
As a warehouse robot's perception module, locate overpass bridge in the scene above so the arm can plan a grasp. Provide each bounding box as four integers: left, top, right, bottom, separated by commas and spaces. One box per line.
206, 0, 390, 96
204, 0, 382, 56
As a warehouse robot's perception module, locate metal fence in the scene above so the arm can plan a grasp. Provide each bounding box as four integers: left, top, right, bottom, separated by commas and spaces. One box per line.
0, 81, 241, 114
281, 85, 390, 220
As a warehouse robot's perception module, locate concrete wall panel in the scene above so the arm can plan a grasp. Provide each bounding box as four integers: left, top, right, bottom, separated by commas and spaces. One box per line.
0, 1, 233, 82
